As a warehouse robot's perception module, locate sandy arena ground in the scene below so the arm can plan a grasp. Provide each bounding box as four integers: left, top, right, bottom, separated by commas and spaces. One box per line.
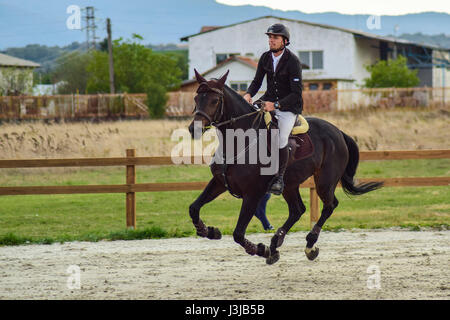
0, 229, 448, 300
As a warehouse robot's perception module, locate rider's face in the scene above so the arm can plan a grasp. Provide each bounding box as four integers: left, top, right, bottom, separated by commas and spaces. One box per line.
268, 34, 285, 52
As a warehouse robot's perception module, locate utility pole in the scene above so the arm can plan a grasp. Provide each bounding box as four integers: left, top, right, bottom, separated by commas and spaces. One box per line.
107, 18, 115, 94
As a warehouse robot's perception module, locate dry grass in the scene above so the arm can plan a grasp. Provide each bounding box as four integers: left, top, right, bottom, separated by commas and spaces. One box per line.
0, 108, 449, 160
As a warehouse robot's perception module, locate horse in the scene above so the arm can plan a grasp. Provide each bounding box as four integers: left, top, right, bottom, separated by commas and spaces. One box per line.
188, 69, 383, 264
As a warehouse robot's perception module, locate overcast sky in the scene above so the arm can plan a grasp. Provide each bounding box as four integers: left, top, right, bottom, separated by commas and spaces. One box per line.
217, 0, 450, 15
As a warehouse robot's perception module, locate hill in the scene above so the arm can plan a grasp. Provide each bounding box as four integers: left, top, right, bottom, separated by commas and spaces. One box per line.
0, 0, 448, 49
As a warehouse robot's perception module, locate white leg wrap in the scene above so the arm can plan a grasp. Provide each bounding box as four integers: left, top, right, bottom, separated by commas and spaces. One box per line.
305, 246, 316, 254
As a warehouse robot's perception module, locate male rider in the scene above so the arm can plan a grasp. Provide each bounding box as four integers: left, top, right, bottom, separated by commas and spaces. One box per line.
243, 23, 303, 194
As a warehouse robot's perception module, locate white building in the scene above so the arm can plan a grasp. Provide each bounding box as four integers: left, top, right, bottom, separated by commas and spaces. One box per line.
181, 16, 450, 92
0, 52, 40, 95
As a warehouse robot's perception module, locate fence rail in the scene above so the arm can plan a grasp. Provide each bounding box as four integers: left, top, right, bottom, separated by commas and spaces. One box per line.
0, 149, 449, 229
0, 86, 449, 120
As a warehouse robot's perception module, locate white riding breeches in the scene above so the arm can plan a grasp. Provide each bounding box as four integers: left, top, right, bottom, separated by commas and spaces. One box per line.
274, 109, 297, 149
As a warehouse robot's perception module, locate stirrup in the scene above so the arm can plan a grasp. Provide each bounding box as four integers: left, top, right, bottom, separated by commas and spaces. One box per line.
269, 176, 284, 195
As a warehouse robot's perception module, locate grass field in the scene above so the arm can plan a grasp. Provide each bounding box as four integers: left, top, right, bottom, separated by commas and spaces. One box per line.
0, 159, 448, 245
0, 108, 449, 245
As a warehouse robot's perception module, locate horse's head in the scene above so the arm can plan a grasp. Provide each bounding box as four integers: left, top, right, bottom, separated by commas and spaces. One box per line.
189, 69, 229, 139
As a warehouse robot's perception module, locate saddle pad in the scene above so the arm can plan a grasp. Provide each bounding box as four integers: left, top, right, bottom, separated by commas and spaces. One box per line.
264, 112, 309, 134
288, 133, 314, 160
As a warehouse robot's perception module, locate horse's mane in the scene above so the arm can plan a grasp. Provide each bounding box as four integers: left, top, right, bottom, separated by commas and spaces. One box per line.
222, 84, 255, 114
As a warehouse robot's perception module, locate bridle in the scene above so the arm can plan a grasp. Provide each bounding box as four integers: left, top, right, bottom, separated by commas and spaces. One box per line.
193, 81, 264, 130
193, 82, 225, 127
192, 81, 268, 199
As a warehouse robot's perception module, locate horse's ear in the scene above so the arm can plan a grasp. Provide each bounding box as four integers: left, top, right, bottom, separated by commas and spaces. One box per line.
194, 69, 206, 84
217, 70, 229, 88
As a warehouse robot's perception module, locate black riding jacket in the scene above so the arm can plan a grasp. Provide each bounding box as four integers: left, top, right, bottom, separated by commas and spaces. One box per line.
246, 48, 303, 114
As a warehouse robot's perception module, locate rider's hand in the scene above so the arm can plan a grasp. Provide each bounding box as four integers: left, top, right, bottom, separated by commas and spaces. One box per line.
264, 101, 275, 112
243, 93, 252, 105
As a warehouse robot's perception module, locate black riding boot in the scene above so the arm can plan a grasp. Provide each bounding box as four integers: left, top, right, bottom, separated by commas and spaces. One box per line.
269, 146, 289, 195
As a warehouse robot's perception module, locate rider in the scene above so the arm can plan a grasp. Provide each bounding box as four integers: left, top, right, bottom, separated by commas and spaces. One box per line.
244, 23, 304, 194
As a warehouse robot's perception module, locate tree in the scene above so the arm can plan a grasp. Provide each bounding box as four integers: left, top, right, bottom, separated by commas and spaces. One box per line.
52, 51, 92, 94
0, 67, 33, 95
86, 35, 182, 117
363, 55, 420, 88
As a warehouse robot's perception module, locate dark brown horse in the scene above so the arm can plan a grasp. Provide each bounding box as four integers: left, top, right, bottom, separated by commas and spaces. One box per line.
188, 70, 383, 264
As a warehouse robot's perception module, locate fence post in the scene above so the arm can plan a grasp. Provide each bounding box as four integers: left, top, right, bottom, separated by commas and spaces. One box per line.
309, 187, 319, 227
126, 149, 136, 229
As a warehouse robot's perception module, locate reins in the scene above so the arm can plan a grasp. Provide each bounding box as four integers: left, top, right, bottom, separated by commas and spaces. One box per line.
193, 83, 267, 199
194, 82, 265, 130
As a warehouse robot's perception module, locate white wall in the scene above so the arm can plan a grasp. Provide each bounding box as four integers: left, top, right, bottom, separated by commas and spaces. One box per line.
0, 66, 34, 95
352, 37, 381, 88
203, 60, 267, 100
187, 17, 356, 83
432, 50, 450, 88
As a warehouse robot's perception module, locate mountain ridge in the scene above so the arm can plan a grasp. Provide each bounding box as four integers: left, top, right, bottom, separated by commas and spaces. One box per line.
0, 0, 448, 50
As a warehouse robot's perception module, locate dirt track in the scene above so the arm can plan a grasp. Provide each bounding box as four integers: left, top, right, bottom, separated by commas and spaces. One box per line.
0, 229, 449, 300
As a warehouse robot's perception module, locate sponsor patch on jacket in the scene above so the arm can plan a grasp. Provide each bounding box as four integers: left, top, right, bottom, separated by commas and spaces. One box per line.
293, 78, 300, 82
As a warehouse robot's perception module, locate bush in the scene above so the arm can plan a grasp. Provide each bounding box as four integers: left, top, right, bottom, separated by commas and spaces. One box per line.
364, 55, 420, 88
146, 83, 168, 118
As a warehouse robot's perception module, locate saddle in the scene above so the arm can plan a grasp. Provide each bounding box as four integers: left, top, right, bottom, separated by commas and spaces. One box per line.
264, 112, 314, 161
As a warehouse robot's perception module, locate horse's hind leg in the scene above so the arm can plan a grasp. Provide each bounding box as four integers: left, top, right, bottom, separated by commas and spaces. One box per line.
189, 177, 226, 240
268, 185, 306, 264
305, 175, 340, 261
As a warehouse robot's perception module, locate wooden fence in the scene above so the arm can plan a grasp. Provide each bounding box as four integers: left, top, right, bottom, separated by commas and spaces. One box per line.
0, 93, 148, 121
166, 87, 450, 115
1, 86, 449, 120
0, 149, 449, 229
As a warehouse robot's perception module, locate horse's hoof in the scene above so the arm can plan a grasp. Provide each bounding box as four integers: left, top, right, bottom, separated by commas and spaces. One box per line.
207, 227, 222, 240
305, 246, 319, 261
257, 243, 270, 258
266, 251, 280, 265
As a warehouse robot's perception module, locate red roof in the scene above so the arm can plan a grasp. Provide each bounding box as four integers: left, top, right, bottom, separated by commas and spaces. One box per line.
200, 26, 220, 33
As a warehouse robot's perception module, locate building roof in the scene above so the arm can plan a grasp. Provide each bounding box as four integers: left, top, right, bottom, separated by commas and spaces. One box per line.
202, 55, 258, 76
0, 52, 40, 68
200, 26, 221, 33
180, 56, 257, 87
181, 15, 449, 51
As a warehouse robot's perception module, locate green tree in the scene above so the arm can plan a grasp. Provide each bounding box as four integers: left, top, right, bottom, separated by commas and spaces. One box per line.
363, 55, 420, 88
155, 50, 188, 80
86, 35, 182, 117
52, 51, 92, 94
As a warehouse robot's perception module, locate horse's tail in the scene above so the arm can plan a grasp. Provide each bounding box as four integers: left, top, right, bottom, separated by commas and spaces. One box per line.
340, 131, 383, 196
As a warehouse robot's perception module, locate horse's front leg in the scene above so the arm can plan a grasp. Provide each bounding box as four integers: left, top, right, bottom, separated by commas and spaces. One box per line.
189, 177, 226, 240
233, 195, 272, 261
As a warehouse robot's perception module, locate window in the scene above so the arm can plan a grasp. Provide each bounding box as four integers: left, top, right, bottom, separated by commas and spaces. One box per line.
322, 83, 332, 90
231, 82, 248, 92
216, 53, 240, 65
298, 51, 324, 70
312, 51, 323, 69
216, 54, 228, 65
299, 51, 310, 69
309, 83, 319, 90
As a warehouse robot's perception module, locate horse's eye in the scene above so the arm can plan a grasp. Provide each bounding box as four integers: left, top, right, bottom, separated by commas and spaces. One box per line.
212, 98, 219, 104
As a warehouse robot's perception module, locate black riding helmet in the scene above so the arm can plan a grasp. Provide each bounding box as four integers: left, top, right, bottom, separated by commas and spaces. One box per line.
265, 23, 290, 46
